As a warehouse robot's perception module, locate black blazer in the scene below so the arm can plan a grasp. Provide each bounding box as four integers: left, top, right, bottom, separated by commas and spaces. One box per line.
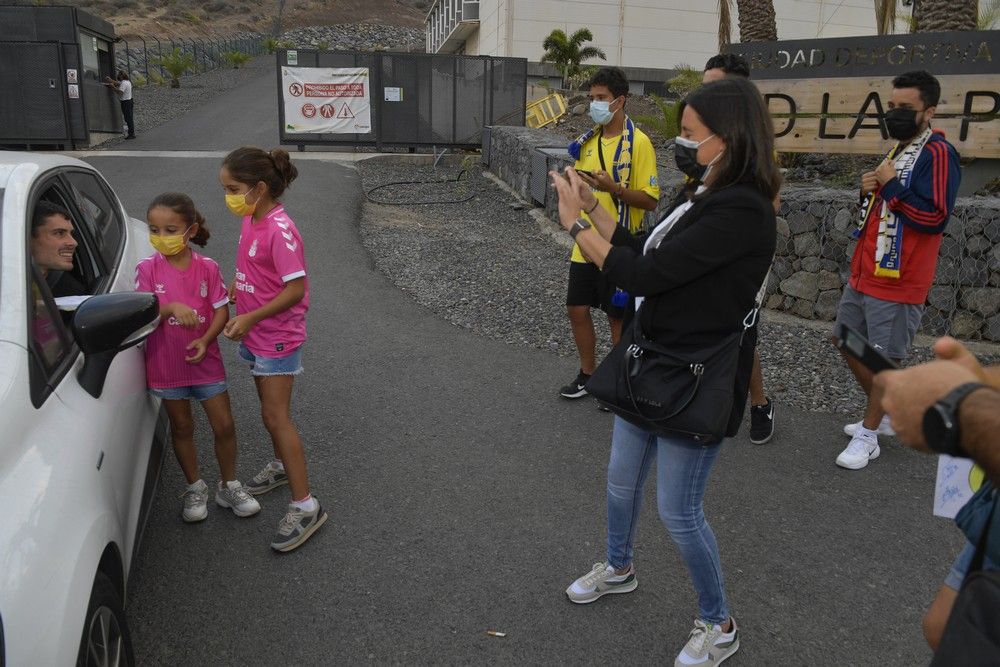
603, 182, 776, 348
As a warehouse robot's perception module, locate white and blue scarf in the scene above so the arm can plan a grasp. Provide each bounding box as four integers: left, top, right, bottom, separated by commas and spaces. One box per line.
856, 126, 933, 279
568, 117, 636, 230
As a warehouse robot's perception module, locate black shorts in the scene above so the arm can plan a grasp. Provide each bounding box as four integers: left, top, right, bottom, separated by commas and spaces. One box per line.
566, 261, 625, 318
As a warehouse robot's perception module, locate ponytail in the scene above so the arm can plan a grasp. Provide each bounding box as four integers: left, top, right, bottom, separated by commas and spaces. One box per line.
147, 192, 211, 246
223, 146, 297, 197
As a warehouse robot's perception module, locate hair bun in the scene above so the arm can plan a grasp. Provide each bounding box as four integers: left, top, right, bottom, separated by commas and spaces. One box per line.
269, 148, 298, 188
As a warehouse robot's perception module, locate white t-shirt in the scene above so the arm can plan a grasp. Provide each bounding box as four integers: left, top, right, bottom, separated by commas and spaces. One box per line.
118, 80, 133, 101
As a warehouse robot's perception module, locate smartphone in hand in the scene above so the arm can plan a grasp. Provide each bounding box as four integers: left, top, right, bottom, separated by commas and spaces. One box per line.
833, 323, 899, 373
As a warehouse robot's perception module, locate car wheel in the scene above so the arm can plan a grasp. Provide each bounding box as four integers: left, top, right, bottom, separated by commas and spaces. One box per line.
76, 572, 134, 667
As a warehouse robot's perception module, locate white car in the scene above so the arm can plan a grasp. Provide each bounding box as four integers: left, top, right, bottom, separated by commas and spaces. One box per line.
0, 152, 166, 666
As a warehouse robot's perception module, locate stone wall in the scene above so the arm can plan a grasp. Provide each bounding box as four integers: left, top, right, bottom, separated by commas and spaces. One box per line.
771, 189, 1000, 341
485, 125, 1000, 341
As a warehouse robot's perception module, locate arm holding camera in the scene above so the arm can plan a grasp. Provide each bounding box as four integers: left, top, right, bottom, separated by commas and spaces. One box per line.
876, 336, 1000, 483
549, 167, 621, 266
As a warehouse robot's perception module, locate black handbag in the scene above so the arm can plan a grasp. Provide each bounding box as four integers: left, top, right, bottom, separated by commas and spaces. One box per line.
930, 496, 1000, 666
586, 305, 755, 444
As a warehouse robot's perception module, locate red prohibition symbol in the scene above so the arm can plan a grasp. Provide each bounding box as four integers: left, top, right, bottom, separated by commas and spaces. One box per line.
288, 82, 303, 97
320, 103, 335, 118
301, 103, 317, 118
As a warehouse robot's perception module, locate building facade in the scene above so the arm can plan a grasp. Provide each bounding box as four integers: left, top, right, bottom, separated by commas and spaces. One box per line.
426, 0, 881, 69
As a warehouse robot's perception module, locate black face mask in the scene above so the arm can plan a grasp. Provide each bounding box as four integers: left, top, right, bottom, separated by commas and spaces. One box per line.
884, 108, 921, 141
674, 139, 707, 181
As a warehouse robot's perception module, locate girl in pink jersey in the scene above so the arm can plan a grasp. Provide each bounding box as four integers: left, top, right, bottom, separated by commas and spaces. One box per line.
138, 193, 261, 523
220, 147, 326, 552
136, 192, 260, 522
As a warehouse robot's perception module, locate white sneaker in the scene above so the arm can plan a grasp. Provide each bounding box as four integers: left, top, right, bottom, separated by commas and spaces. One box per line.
843, 416, 895, 437
565, 561, 637, 604
215, 480, 262, 517
674, 618, 740, 666
180, 480, 209, 523
836, 433, 880, 470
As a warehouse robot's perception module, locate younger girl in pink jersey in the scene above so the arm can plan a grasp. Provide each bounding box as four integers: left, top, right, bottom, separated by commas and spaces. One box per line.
220, 147, 326, 552
137, 193, 261, 523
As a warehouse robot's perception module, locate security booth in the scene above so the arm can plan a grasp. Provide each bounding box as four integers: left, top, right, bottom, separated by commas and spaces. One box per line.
0, 4, 121, 149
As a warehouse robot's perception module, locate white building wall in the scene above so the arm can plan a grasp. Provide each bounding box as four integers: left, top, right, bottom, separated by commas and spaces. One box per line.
430, 0, 882, 69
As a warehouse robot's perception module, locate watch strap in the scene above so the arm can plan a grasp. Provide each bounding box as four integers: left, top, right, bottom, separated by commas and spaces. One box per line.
924, 381, 987, 457
570, 218, 592, 239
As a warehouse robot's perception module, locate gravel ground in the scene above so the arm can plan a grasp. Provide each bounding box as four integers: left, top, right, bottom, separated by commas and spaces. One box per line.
358, 156, 1000, 416
99, 56, 272, 146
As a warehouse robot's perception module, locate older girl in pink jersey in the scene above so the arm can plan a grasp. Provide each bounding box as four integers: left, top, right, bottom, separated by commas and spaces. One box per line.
137, 192, 261, 523
220, 146, 326, 552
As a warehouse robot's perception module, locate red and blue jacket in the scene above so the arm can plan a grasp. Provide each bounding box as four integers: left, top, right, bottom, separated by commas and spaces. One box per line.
850, 130, 961, 305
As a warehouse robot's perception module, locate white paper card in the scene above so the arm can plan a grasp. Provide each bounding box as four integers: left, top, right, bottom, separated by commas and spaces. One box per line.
933, 455, 978, 519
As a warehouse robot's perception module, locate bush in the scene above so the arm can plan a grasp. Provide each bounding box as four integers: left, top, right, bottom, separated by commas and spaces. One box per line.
183, 10, 201, 23
315, 40, 330, 50
151, 48, 195, 87
131, 73, 147, 87
222, 50, 252, 68
148, 71, 166, 86
633, 94, 681, 140
264, 37, 279, 54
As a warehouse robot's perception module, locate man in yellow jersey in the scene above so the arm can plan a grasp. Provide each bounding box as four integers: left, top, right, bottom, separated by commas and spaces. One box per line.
559, 67, 659, 399
703, 53, 778, 446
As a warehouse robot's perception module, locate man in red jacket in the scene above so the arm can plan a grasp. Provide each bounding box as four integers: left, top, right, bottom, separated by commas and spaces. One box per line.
833, 70, 961, 470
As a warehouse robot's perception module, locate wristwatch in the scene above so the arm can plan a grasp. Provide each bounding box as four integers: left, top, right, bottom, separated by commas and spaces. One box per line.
922, 381, 986, 457
569, 218, 592, 239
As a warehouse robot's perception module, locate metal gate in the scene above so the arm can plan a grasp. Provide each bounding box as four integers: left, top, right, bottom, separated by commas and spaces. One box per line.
0, 41, 84, 147
276, 49, 527, 150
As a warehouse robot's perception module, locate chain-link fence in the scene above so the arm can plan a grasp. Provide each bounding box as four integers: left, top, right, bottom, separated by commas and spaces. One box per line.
114, 33, 265, 84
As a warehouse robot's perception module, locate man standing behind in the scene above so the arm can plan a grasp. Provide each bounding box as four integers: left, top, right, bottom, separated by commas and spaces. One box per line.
560, 67, 659, 399
105, 70, 135, 139
833, 69, 960, 470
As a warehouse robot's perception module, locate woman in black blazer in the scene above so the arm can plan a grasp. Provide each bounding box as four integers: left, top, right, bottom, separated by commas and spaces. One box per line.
553, 76, 780, 667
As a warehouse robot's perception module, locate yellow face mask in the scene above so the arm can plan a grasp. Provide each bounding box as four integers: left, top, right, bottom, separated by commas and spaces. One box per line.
149, 232, 188, 256
225, 189, 258, 217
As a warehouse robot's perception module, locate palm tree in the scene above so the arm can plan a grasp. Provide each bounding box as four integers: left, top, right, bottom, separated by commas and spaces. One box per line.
979, 0, 1000, 28
541, 28, 607, 89
718, 0, 777, 49
913, 0, 978, 32
875, 0, 898, 35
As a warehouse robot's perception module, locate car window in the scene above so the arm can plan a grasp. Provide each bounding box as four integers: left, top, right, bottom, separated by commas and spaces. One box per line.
63, 170, 124, 271
27, 265, 74, 407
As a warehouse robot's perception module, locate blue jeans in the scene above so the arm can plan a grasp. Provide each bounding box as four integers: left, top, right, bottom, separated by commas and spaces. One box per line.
606, 416, 729, 624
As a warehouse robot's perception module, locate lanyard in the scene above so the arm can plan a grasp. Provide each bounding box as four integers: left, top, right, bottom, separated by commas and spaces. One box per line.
598, 129, 626, 214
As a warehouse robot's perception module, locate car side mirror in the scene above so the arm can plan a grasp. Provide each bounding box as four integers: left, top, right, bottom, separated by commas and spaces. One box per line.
72, 292, 159, 398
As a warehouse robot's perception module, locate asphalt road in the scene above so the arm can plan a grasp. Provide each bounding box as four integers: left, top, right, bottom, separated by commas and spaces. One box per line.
85, 61, 964, 666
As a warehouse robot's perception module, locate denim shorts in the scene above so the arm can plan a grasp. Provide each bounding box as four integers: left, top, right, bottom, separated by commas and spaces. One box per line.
237, 343, 303, 376
149, 380, 228, 401
944, 541, 999, 590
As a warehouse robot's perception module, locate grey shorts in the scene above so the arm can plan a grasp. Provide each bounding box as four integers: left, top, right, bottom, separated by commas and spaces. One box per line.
833, 285, 923, 360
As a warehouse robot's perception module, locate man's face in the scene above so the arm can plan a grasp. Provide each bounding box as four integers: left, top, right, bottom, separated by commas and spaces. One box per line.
588, 84, 623, 113
888, 86, 936, 128
702, 68, 726, 84
31, 214, 78, 274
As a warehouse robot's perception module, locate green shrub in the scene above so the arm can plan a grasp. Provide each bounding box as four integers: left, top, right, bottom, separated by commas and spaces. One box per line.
315, 40, 330, 50
222, 50, 252, 68
183, 10, 201, 23
264, 37, 279, 54
148, 71, 166, 86
666, 64, 702, 98
151, 48, 195, 87
633, 94, 681, 140
131, 73, 147, 87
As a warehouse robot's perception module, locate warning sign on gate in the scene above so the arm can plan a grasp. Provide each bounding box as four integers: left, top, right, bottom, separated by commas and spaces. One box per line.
281, 66, 371, 133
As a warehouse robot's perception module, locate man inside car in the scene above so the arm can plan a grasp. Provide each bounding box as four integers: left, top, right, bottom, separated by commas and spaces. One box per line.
31, 201, 86, 297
